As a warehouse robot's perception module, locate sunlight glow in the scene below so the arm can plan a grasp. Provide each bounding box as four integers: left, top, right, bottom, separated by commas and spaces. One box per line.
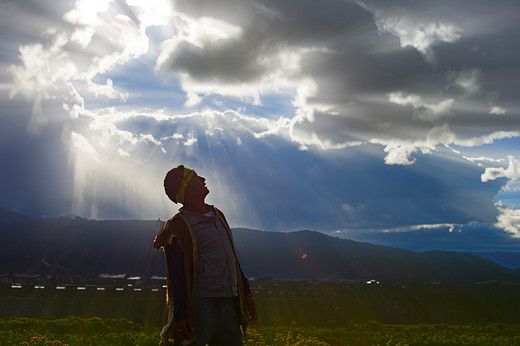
4, 0, 519, 240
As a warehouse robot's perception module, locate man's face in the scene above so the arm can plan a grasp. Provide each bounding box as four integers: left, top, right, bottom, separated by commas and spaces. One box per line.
186, 172, 209, 200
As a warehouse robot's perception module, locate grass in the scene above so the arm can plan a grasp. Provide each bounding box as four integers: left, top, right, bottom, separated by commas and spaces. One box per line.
2, 317, 520, 345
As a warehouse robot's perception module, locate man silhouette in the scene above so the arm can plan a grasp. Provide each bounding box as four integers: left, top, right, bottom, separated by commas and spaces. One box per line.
154, 165, 256, 345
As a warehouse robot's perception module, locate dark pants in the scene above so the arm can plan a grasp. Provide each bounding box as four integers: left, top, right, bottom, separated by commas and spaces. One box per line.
174, 297, 243, 346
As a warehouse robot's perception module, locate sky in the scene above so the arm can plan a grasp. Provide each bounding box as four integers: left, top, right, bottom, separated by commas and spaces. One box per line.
1, 0, 520, 252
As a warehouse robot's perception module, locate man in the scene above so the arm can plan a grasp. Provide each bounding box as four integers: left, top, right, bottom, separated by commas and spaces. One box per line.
153, 165, 256, 346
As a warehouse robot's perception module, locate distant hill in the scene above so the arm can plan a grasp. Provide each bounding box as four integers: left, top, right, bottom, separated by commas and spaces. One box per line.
0, 217, 165, 277
471, 252, 520, 270
232, 228, 519, 282
0, 215, 519, 282
0, 207, 32, 223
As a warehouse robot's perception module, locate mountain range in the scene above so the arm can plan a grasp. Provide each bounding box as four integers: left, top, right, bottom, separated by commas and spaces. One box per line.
0, 208, 519, 282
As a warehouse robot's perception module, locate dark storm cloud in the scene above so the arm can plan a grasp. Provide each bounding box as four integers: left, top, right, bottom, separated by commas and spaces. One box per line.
158, 0, 520, 150
157, 0, 384, 85
163, 39, 268, 83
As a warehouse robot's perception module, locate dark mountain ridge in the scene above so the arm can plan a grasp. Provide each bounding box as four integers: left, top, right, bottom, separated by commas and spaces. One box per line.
0, 207, 33, 223
0, 214, 518, 282
232, 228, 519, 282
469, 251, 520, 269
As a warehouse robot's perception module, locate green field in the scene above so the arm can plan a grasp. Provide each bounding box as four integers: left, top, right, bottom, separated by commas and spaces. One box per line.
2, 280, 520, 344
1, 316, 520, 345
3, 280, 520, 325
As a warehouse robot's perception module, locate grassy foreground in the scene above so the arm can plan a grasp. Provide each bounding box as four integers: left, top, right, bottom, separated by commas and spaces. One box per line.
1, 316, 520, 345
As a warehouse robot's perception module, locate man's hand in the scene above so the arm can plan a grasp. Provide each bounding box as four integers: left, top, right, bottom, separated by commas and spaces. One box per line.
245, 295, 257, 321
177, 318, 195, 342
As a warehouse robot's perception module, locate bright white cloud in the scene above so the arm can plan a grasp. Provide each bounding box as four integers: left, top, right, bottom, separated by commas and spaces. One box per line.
382, 223, 457, 233
8, 30, 77, 102
495, 202, 520, 238
489, 106, 507, 115
70, 131, 101, 163
88, 78, 128, 101
388, 91, 454, 122
481, 155, 520, 184
463, 155, 505, 166
9, 0, 152, 123
253, 116, 292, 139
377, 141, 419, 165
126, 0, 172, 27
292, 131, 363, 152
481, 156, 520, 236
370, 125, 520, 166
184, 91, 202, 107
63, 0, 114, 25
70, 27, 96, 48
370, 124, 456, 165
369, 8, 461, 60
453, 131, 520, 148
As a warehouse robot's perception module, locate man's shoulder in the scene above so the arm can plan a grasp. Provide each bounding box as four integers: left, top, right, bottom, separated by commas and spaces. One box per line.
153, 213, 190, 248
165, 213, 189, 229
211, 205, 223, 215
214, 207, 230, 227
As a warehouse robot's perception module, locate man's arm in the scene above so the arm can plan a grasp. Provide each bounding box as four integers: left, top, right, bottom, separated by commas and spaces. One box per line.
240, 268, 257, 321
241, 269, 253, 295
165, 239, 189, 322
165, 239, 196, 341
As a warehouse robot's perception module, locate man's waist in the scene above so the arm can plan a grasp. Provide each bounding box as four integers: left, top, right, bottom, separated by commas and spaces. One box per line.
196, 295, 238, 301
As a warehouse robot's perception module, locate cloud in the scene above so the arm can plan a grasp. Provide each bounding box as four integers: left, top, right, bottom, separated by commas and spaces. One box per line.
70, 131, 100, 164
368, 124, 453, 165
448, 68, 482, 95
154, 9, 326, 110
495, 202, 520, 238
370, 9, 461, 61
335, 221, 520, 252
147, 0, 520, 161
463, 155, 505, 166
388, 91, 453, 122
341, 203, 366, 215
8, 29, 77, 102
2, 0, 520, 237
63, 0, 114, 26
489, 106, 507, 115
184, 91, 201, 107
88, 78, 128, 101
70, 27, 96, 48
480, 156, 520, 236
7, 1, 150, 123
382, 223, 457, 233
369, 125, 520, 166
481, 155, 520, 184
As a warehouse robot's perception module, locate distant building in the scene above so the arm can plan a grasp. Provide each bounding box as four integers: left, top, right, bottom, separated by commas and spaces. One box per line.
14, 273, 41, 283
127, 276, 142, 287
98, 273, 127, 286
99, 274, 127, 279
366, 279, 380, 285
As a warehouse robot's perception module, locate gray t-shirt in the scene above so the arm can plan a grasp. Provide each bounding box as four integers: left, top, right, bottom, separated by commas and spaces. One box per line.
181, 206, 238, 297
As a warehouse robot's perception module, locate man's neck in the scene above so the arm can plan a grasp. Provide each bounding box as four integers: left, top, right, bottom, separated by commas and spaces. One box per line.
182, 201, 209, 214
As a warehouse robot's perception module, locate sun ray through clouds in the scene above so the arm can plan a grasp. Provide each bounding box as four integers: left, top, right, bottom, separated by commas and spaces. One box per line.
1, 0, 519, 251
